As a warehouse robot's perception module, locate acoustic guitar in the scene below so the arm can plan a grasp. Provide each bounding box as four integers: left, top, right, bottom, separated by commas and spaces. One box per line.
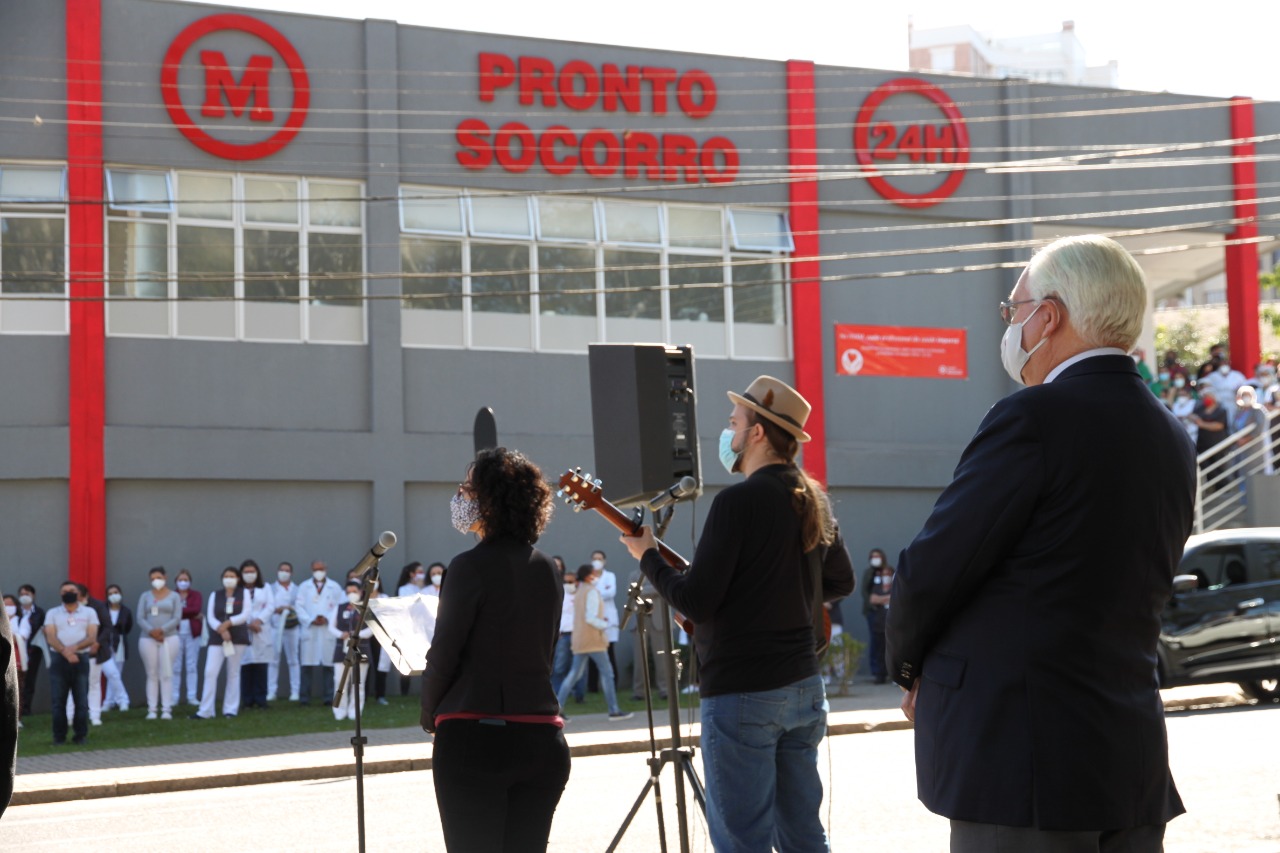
556, 468, 695, 636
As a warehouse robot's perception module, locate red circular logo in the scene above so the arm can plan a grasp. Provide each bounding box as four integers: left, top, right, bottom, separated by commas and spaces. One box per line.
853, 78, 970, 209
161, 14, 310, 161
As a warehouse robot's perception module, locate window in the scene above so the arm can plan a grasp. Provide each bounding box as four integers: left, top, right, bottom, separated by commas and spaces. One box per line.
106, 170, 365, 343
1, 164, 68, 334
399, 187, 791, 358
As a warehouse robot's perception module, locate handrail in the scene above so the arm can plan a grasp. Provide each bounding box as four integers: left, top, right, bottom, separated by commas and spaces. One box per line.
1192, 407, 1278, 534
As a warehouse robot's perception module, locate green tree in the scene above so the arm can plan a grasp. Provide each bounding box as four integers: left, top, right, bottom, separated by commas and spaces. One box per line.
1154, 319, 1208, 372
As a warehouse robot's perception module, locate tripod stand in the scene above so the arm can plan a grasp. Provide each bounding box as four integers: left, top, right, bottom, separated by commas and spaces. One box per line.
607, 507, 706, 853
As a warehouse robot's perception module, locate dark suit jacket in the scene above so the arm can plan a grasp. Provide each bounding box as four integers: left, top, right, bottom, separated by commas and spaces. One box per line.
887, 355, 1195, 831
420, 536, 563, 732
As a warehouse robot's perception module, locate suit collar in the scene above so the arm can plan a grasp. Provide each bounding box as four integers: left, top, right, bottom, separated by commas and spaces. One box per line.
1050, 352, 1141, 383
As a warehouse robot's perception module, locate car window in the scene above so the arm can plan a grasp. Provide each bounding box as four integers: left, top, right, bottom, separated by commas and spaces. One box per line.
1255, 541, 1280, 581
1179, 544, 1247, 590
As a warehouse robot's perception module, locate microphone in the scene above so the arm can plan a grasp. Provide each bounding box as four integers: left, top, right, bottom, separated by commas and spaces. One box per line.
648, 476, 698, 512
352, 531, 398, 579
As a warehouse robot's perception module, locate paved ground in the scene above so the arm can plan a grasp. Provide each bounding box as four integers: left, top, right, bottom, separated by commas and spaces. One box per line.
10, 681, 1251, 806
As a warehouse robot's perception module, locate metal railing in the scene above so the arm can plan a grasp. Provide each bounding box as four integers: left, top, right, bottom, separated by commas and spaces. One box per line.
1193, 409, 1279, 533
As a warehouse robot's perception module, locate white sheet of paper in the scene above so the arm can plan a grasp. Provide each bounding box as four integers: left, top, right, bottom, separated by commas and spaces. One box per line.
367, 593, 438, 676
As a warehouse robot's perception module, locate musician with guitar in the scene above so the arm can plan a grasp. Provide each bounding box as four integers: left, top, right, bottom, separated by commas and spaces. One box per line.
619, 376, 854, 853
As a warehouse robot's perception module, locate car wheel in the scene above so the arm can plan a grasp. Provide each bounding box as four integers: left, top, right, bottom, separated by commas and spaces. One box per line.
1239, 678, 1280, 703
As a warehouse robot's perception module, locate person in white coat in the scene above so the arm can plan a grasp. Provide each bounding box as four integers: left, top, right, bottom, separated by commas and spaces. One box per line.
237, 560, 274, 709
329, 579, 373, 721
295, 560, 345, 705
191, 567, 250, 720
590, 550, 620, 692
268, 561, 301, 702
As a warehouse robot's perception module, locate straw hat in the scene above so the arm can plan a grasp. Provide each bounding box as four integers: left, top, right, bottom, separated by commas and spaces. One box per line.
727, 376, 812, 443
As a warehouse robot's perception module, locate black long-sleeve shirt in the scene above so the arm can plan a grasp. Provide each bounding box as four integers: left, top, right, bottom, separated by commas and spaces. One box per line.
640, 464, 855, 697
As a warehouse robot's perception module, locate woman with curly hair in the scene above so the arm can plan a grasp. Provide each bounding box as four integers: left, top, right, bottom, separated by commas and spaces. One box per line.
420, 447, 570, 852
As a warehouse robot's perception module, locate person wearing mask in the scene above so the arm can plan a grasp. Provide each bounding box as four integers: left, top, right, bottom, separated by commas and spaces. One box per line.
238, 560, 274, 710
424, 562, 446, 597
1191, 389, 1231, 495
15, 585, 44, 718
588, 550, 620, 695
551, 567, 586, 704
1171, 385, 1199, 444
1205, 356, 1247, 423
191, 567, 250, 720
43, 580, 99, 746
137, 566, 182, 720
860, 549, 892, 684
1161, 349, 1188, 384
556, 564, 632, 721
295, 560, 345, 706
396, 561, 427, 597
620, 375, 856, 851
421, 448, 571, 851
268, 561, 301, 703
1233, 385, 1273, 477
74, 584, 112, 728
171, 569, 203, 707
102, 584, 132, 713
329, 578, 373, 721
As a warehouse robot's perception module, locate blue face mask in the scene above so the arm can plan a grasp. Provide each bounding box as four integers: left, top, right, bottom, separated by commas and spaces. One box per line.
718, 428, 742, 474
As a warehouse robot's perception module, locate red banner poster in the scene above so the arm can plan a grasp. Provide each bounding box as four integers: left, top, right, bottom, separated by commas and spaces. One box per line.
835, 324, 968, 379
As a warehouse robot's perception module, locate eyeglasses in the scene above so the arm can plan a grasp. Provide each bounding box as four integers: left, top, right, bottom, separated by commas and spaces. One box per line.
998, 298, 1039, 326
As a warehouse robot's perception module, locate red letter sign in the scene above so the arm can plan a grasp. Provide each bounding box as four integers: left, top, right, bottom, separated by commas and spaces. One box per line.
199, 51, 274, 121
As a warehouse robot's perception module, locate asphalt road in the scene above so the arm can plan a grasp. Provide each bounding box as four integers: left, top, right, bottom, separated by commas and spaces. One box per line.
6, 704, 1277, 852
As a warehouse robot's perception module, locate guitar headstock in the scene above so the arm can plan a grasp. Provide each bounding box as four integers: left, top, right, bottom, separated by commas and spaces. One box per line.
557, 468, 603, 513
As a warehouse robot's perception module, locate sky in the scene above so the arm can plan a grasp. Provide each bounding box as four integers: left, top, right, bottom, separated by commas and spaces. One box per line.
180, 0, 1280, 103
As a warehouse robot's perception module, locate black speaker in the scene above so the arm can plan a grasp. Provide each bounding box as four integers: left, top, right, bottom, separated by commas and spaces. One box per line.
588, 343, 701, 507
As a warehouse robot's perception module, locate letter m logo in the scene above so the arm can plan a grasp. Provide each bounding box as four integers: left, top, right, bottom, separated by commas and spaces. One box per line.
200, 50, 275, 121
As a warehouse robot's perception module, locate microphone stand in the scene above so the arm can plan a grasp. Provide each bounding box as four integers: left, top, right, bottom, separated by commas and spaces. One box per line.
608, 504, 706, 853
333, 565, 381, 853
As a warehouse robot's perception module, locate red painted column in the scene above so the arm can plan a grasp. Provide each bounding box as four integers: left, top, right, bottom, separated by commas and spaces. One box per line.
786, 60, 826, 484
1226, 96, 1260, 374
66, 0, 106, 595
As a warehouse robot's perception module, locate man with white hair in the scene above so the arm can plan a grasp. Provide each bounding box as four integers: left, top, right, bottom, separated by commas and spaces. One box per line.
888, 235, 1195, 852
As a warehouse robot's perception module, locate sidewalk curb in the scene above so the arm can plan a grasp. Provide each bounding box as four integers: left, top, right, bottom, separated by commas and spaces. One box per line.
9, 691, 1240, 807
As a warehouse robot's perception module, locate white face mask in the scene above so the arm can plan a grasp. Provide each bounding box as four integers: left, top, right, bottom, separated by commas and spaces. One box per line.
413, 572, 426, 585
347, 592, 362, 606
151, 578, 166, 590
108, 593, 122, 604
222, 577, 238, 589
176, 580, 190, 590
1000, 302, 1047, 386
431, 574, 443, 587
278, 571, 291, 584
1219, 364, 1231, 375
4, 606, 14, 618
312, 570, 327, 583
242, 572, 258, 585
869, 557, 883, 568
18, 595, 32, 607
591, 559, 605, 571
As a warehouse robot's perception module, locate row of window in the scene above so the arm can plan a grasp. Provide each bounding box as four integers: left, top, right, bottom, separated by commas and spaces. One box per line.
0, 165, 793, 358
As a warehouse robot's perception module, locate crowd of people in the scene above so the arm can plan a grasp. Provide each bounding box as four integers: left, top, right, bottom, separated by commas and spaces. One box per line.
1146, 345, 1279, 493
4, 542, 676, 747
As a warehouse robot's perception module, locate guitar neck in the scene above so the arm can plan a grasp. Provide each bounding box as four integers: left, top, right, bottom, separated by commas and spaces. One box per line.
591, 499, 690, 572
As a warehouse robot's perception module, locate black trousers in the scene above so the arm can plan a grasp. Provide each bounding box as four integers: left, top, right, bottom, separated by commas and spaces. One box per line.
433, 719, 571, 853
239, 662, 269, 707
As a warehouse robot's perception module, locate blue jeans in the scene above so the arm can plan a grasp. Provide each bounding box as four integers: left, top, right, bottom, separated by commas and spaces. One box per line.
700, 673, 830, 852
551, 633, 585, 701
556, 650, 619, 714
49, 652, 91, 743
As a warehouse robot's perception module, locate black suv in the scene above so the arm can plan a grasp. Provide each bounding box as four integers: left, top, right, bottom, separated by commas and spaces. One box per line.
1159, 528, 1280, 702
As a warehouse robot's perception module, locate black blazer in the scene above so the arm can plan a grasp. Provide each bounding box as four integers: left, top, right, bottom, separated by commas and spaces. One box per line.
108, 605, 134, 660
420, 536, 563, 732
888, 355, 1195, 831
0, 598, 16, 817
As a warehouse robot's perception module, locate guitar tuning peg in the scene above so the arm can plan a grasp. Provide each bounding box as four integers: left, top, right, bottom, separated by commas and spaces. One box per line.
583, 472, 591, 481
556, 489, 564, 498
593, 479, 602, 487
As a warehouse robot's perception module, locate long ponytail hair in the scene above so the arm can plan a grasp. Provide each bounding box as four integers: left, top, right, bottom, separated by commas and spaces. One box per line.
745, 410, 835, 552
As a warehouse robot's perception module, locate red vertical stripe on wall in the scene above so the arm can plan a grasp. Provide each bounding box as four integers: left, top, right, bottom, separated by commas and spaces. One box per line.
66, 0, 106, 595
1226, 97, 1260, 374
785, 60, 826, 484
